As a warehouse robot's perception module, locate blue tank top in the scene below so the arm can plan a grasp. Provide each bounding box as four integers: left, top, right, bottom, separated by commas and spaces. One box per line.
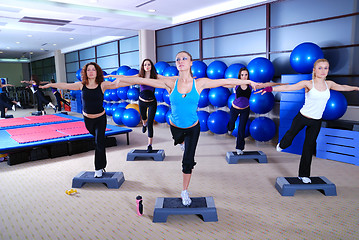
169, 79, 200, 128
81, 83, 104, 114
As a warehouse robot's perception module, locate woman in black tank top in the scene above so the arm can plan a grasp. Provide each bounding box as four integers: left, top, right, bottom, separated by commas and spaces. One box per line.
41, 62, 126, 178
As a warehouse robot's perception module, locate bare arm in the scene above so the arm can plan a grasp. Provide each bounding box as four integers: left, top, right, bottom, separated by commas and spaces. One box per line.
327, 80, 359, 92
107, 75, 174, 92
255, 80, 310, 95
40, 82, 82, 91
196, 78, 260, 92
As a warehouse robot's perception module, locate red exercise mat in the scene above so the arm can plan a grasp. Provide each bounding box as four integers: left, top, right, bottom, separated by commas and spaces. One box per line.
0, 118, 32, 128
10, 131, 67, 144
24, 115, 72, 124
58, 126, 111, 136
46, 121, 85, 130
6, 125, 54, 136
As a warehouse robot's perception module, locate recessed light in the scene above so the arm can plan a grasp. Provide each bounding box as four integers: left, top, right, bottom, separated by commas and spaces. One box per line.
16, 41, 20, 44
40, 48, 44, 50
30, 52, 33, 54
53, 43, 57, 46
148, 9, 156, 13
27, 35, 32, 37
6, 47, 10, 49
0, 51, 3, 53
69, 37, 74, 40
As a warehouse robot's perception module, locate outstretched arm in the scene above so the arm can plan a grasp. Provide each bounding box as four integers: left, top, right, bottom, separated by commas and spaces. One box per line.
107, 75, 174, 92
196, 77, 261, 92
327, 80, 359, 92
40, 82, 82, 91
256, 80, 310, 94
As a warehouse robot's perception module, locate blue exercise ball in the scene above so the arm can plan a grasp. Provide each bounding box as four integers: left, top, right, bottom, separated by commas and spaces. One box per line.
322, 90, 347, 121
247, 57, 274, 83
227, 93, 235, 108
127, 88, 139, 101
249, 92, 275, 114
207, 110, 230, 134
163, 66, 178, 76
198, 88, 210, 108
290, 42, 324, 74
110, 89, 120, 101
163, 90, 170, 105
155, 105, 169, 123
225, 63, 246, 79
116, 65, 131, 75
208, 87, 231, 107
112, 107, 126, 125
197, 110, 210, 132
125, 68, 139, 76
104, 90, 112, 101
105, 103, 113, 116
103, 71, 108, 77
155, 61, 170, 75
117, 86, 129, 100
191, 61, 207, 79
232, 118, 251, 138
70, 90, 81, 99
76, 69, 82, 81
165, 109, 171, 125
122, 108, 141, 127
111, 103, 119, 115
155, 88, 164, 102
207, 61, 227, 79
249, 117, 276, 142
118, 101, 129, 108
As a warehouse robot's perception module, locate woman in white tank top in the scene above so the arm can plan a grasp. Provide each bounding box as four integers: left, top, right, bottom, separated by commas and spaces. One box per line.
259, 59, 359, 183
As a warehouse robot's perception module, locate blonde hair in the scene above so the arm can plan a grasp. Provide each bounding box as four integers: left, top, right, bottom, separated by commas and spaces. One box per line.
312, 58, 329, 80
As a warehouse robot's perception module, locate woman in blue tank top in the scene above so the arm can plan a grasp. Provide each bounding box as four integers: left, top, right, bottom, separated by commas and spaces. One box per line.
258, 59, 359, 184
109, 51, 260, 206
41, 62, 125, 178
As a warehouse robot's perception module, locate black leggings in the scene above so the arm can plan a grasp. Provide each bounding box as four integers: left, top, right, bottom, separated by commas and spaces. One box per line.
227, 106, 250, 150
35, 90, 50, 111
139, 99, 157, 138
54, 91, 69, 111
84, 114, 107, 170
170, 122, 200, 174
279, 112, 322, 177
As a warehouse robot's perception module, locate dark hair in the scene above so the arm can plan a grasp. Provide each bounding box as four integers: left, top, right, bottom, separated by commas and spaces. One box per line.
50, 79, 55, 83
81, 62, 104, 85
238, 67, 250, 80
139, 59, 157, 79
31, 75, 40, 85
176, 51, 193, 77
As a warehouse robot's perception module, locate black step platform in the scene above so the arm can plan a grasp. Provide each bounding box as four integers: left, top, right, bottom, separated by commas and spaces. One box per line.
275, 176, 337, 196
127, 149, 165, 161
226, 151, 267, 164
72, 171, 125, 189
153, 196, 218, 223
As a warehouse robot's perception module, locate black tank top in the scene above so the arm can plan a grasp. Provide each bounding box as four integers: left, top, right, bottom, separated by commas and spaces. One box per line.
82, 84, 104, 114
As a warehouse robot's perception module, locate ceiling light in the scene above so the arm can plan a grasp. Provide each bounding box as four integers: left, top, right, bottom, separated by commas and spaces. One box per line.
148, 9, 156, 13
0, 51, 3, 54
40, 48, 44, 50
27, 35, 32, 37
30, 52, 33, 54
16, 42, 20, 44
6, 47, 10, 49
69, 37, 74, 40
53, 44, 57, 46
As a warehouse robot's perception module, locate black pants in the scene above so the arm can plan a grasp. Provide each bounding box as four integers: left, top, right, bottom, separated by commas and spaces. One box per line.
139, 99, 157, 138
35, 90, 50, 111
279, 112, 322, 177
84, 114, 107, 170
227, 106, 250, 150
0, 94, 13, 118
54, 91, 69, 111
170, 122, 201, 174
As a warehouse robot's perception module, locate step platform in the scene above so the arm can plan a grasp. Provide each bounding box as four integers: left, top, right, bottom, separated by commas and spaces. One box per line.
72, 171, 125, 189
275, 176, 337, 196
226, 151, 267, 164
153, 196, 218, 223
127, 149, 165, 161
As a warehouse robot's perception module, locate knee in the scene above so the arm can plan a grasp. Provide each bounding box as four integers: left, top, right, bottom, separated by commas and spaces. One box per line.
182, 161, 196, 174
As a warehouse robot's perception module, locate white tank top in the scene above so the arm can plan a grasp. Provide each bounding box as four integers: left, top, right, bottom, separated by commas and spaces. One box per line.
300, 80, 330, 120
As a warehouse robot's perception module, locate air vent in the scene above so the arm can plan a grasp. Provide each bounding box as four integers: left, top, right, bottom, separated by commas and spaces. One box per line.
78, 16, 101, 21
136, 0, 155, 8
57, 27, 75, 32
19, 17, 71, 26
0, 6, 22, 13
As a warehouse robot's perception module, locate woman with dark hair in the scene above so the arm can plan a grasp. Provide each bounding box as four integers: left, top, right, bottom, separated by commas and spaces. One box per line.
108, 51, 260, 206
258, 59, 359, 183
50, 79, 70, 112
227, 67, 281, 155
41, 62, 124, 178
0, 82, 21, 118
22, 75, 56, 115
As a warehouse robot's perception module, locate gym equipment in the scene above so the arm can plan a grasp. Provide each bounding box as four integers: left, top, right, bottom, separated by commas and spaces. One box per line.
322, 90, 347, 121
117, 87, 129, 100
207, 60, 227, 79
155, 61, 170, 75
153, 196, 218, 223
224, 63, 245, 79
247, 57, 274, 83
249, 91, 275, 114
198, 88, 210, 108
155, 105, 169, 123
127, 88, 140, 101
197, 110, 210, 132
110, 89, 120, 101
249, 117, 276, 142
127, 149, 165, 161
136, 195, 143, 216
290, 42, 324, 74
191, 61, 207, 78
163, 90, 170, 105
112, 107, 126, 125
116, 65, 131, 75
72, 171, 125, 189
227, 93, 235, 108
125, 68, 139, 76
226, 151, 267, 164
208, 87, 230, 107
163, 66, 178, 76
275, 176, 337, 196
207, 110, 230, 134
76, 69, 82, 81
122, 108, 140, 127
154, 88, 164, 102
